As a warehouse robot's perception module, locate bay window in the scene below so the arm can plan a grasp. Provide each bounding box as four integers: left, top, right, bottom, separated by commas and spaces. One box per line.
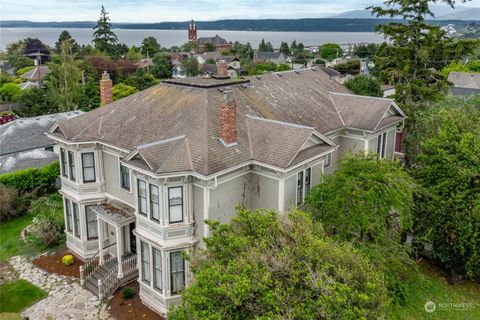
73, 202, 80, 238
60, 148, 67, 177
153, 248, 163, 292
138, 179, 147, 216
141, 241, 151, 284
85, 206, 98, 240
81, 152, 96, 183
150, 184, 160, 222
170, 251, 185, 294
168, 187, 183, 223
68, 151, 76, 181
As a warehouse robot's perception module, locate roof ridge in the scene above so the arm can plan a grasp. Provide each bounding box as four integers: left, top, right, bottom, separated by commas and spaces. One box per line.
328, 93, 346, 127
136, 134, 186, 149
183, 137, 195, 172
246, 114, 314, 130
329, 91, 394, 102
155, 136, 188, 173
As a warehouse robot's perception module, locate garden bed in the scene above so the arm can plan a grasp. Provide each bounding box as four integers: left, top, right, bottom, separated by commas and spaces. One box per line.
108, 281, 165, 320
32, 251, 83, 278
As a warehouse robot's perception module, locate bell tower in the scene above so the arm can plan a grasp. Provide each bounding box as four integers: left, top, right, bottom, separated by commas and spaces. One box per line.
188, 19, 197, 42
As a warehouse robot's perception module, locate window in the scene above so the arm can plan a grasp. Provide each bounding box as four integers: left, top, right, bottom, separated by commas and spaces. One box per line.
168, 187, 183, 223
60, 148, 67, 177
324, 153, 331, 168
73, 202, 80, 238
138, 179, 147, 216
68, 151, 76, 181
297, 171, 304, 205
153, 248, 163, 292
170, 251, 185, 294
305, 168, 311, 195
120, 164, 130, 191
150, 184, 160, 222
45, 146, 54, 152
81, 153, 96, 183
377, 132, 388, 159
85, 206, 98, 240
141, 241, 150, 284
65, 198, 72, 232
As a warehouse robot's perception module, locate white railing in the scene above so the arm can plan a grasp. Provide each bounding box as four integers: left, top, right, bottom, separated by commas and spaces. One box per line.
122, 255, 138, 278
98, 263, 119, 300
80, 250, 100, 286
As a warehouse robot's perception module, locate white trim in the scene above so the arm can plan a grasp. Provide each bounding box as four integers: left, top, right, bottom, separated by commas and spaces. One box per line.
278, 178, 285, 212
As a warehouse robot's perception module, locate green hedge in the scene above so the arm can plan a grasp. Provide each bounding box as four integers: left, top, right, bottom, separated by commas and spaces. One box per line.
0, 161, 60, 195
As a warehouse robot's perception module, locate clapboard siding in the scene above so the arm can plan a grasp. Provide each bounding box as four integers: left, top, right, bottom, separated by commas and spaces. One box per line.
311, 162, 323, 187
284, 174, 297, 210
102, 151, 134, 205
250, 173, 279, 211
192, 185, 204, 247
209, 174, 249, 224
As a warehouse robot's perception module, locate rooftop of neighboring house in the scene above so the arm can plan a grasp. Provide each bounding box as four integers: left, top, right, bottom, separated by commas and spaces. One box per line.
20, 65, 50, 81
0, 149, 58, 174
50, 68, 405, 177
137, 58, 153, 68
19, 81, 40, 90
256, 51, 284, 60
1, 111, 83, 156
197, 34, 229, 46
447, 72, 480, 89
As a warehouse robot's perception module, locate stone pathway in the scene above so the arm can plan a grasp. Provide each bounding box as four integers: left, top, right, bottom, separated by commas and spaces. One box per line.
9, 256, 111, 320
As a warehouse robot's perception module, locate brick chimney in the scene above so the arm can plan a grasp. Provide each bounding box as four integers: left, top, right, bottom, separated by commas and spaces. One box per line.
100, 71, 113, 106
219, 88, 237, 147
216, 60, 229, 78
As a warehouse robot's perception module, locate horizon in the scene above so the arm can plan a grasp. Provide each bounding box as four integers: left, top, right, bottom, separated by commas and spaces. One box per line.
1, 1, 479, 23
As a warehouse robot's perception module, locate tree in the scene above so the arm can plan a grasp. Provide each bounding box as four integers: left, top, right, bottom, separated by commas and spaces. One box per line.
180, 57, 199, 77
204, 43, 215, 52
333, 59, 361, 75
0, 83, 21, 102
46, 40, 83, 111
126, 46, 142, 62
92, 6, 119, 58
169, 208, 387, 319
55, 30, 79, 53
369, 0, 477, 109
15, 87, 56, 116
151, 53, 172, 79
344, 75, 382, 97
140, 37, 161, 56
258, 38, 267, 52
112, 83, 138, 101
319, 43, 343, 61
23, 37, 50, 62
406, 95, 480, 281
123, 71, 159, 90
279, 41, 290, 56
353, 43, 378, 59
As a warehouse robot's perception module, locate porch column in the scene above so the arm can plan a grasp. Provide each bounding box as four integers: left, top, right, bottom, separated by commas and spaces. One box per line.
116, 224, 124, 278
98, 218, 104, 265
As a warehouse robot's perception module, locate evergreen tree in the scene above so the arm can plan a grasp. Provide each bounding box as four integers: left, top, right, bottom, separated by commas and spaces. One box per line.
55, 30, 79, 53
265, 41, 274, 52
140, 36, 161, 56
279, 41, 290, 56
258, 39, 267, 52
92, 6, 119, 58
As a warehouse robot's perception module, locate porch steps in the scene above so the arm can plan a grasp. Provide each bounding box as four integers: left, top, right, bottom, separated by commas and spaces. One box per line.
83, 259, 118, 296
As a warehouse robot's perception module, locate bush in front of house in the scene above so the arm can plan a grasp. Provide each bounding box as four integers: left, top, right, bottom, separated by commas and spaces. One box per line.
0, 161, 60, 195
27, 195, 65, 248
0, 184, 31, 221
122, 287, 135, 299
62, 254, 75, 266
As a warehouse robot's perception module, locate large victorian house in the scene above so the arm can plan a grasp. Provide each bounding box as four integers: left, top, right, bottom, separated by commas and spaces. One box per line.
47, 65, 405, 316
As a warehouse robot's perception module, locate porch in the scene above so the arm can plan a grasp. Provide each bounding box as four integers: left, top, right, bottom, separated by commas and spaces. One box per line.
80, 200, 139, 299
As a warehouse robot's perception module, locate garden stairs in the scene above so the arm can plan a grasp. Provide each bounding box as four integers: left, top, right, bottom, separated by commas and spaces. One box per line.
80, 251, 138, 299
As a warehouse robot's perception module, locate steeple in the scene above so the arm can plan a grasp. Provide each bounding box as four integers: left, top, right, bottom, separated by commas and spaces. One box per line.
188, 19, 197, 42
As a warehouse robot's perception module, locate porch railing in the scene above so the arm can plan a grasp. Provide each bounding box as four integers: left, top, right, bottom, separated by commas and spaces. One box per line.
80, 249, 100, 286
122, 255, 138, 278
98, 255, 137, 300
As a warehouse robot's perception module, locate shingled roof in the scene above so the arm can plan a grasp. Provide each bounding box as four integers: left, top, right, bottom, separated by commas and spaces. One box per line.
50, 68, 404, 176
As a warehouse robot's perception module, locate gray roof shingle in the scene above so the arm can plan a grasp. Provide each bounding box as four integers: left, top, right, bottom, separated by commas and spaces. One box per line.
448, 72, 480, 89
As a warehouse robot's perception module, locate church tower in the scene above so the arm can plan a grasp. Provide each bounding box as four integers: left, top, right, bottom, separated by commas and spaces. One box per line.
188, 19, 197, 42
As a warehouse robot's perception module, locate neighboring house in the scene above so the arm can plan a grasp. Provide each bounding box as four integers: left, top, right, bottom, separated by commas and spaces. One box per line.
0, 61, 15, 75
381, 84, 396, 98
0, 111, 83, 174
447, 72, 480, 96
47, 67, 405, 317
137, 58, 153, 69
21, 65, 50, 84
19, 81, 40, 90
255, 51, 286, 64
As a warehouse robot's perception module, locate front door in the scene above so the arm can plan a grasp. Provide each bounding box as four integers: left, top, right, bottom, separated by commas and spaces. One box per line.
129, 222, 136, 254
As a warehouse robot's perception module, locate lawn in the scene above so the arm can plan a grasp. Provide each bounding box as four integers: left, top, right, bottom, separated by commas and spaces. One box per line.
388, 261, 480, 320
0, 279, 47, 313
0, 194, 65, 262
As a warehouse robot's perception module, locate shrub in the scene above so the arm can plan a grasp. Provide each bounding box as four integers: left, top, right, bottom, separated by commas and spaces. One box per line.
0, 161, 60, 195
0, 184, 31, 221
16, 66, 35, 76
0, 83, 21, 102
62, 254, 75, 266
345, 75, 382, 97
334, 59, 361, 75
122, 287, 135, 299
112, 83, 138, 101
28, 195, 64, 248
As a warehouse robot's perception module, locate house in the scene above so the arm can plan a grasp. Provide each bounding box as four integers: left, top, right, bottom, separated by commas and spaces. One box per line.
19, 81, 40, 90
447, 72, 480, 96
188, 20, 231, 52
0, 61, 15, 75
255, 51, 286, 64
21, 65, 50, 84
47, 67, 406, 316
0, 111, 83, 174
381, 84, 396, 98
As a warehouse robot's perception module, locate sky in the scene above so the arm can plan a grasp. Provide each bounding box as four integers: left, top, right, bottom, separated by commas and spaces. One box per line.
0, 0, 479, 22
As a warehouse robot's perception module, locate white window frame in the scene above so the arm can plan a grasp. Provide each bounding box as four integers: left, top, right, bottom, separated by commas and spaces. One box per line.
68, 150, 76, 182
170, 251, 185, 294
141, 241, 151, 284
119, 160, 131, 192
137, 179, 148, 217
150, 184, 160, 223
168, 186, 184, 224
153, 247, 163, 293
81, 152, 96, 183
324, 153, 332, 168
85, 205, 98, 240
72, 202, 80, 239
60, 148, 68, 178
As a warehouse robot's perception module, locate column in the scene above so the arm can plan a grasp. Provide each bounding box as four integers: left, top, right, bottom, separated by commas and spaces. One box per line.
98, 218, 104, 265
116, 224, 124, 278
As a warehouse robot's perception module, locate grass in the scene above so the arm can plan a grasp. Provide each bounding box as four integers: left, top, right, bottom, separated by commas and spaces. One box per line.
0, 193, 65, 262
0, 279, 47, 313
387, 261, 480, 320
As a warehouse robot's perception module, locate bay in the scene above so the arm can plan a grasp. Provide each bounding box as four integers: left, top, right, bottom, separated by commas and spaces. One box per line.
0, 28, 385, 51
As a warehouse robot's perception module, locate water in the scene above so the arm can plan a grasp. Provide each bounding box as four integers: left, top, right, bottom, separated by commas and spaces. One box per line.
0, 28, 386, 51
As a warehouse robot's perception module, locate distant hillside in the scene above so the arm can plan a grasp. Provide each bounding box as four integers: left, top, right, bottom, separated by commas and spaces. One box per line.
437, 8, 480, 20
1, 18, 478, 32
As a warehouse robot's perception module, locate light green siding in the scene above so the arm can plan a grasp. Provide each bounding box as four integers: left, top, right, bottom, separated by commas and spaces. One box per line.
102, 151, 134, 205
368, 136, 378, 155
209, 174, 249, 224
250, 173, 279, 211
311, 162, 323, 187
192, 185, 205, 247
284, 174, 297, 210
386, 129, 396, 159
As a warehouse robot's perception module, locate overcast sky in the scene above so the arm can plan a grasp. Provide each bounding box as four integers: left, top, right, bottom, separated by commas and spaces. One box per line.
0, 0, 478, 22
